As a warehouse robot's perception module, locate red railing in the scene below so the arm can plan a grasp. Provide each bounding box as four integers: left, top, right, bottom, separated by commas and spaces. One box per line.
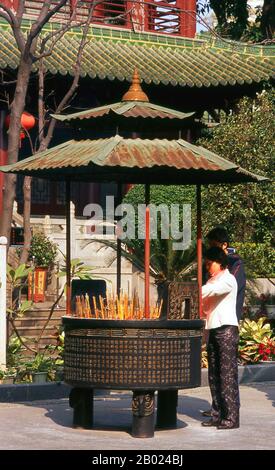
0, 0, 196, 37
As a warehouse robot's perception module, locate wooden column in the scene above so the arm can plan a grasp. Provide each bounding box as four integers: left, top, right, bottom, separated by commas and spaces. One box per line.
116, 183, 123, 298
196, 184, 202, 318
0, 111, 7, 216
145, 184, 150, 318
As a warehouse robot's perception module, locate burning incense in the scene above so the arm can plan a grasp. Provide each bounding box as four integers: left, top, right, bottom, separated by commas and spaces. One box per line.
73, 290, 163, 320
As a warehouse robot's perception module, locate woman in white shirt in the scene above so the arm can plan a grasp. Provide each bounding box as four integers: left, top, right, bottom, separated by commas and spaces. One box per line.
201, 246, 240, 430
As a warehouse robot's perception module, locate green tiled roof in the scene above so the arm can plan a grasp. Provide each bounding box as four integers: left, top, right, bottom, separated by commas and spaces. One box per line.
0, 21, 274, 88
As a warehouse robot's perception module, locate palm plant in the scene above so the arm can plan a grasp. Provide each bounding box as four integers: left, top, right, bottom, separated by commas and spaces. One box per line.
118, 183, 197, 283
87, 237, 197, 284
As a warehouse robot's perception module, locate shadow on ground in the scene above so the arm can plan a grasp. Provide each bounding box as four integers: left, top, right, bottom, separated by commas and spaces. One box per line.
20, 392, 211, 434
247, 381, 275, 408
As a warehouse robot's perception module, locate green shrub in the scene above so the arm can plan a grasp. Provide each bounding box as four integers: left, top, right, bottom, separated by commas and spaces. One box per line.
29, 232, 57, 267
234, 242, 275, 278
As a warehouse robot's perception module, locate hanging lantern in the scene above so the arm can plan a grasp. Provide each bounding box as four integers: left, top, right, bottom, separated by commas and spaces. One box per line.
4, 111, 35, 139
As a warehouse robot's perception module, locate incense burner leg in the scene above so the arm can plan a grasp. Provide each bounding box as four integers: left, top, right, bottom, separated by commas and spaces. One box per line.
156, 390, 178, 428
131, 390, 155, 438
69, 387, 94, 429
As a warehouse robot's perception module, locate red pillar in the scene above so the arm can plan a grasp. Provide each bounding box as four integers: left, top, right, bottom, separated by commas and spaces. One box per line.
125, 1, 133, 29
2, 0, 19, 10
92, 0, 105, 22
0, 111, 8, 217
124, 183, 134, 194
144, 206, 150, 318
116, 183, 123, 299
186, 0, 196, 37
179, 0, 197, 38
66, 180, 71, 316
0, 150, 7, 216
144, 184, 150, 318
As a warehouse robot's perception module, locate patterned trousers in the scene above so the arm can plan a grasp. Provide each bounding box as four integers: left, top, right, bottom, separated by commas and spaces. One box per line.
207, 325, 240, 425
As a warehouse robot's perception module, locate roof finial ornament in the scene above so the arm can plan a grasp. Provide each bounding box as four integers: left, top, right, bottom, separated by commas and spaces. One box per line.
122, 68, 149, 102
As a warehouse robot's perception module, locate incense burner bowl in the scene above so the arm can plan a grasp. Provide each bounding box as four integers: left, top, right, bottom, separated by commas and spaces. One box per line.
62, 316, 203, 437
63, 318, 203, 389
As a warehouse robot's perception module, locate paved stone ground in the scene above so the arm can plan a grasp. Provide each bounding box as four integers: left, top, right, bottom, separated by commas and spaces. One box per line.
0, 383, 274, 450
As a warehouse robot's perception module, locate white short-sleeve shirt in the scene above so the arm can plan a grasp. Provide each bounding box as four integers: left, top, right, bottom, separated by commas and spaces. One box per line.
202, 268, 238, 330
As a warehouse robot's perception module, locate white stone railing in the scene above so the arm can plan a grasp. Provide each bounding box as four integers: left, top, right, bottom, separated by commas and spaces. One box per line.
13, 203, 158, 302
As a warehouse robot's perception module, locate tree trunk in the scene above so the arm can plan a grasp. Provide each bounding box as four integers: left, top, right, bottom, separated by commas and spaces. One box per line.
0, 173, 17, 242
19, 176, 32, 264
261, 0, 275, 38
0, 57, 33, 244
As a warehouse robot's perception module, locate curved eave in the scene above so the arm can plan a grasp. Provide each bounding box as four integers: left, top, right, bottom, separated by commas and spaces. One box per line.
0, 136, 268, 186
51, 104, 195, 122
0, 164, 268, 185
0, 22, 274, 90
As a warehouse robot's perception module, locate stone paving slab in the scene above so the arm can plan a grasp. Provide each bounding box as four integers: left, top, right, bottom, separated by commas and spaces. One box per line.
0, 383, 274, 450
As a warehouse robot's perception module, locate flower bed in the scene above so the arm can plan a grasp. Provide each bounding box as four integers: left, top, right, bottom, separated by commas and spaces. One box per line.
201, 317, 275, 368
238, 317, 275, 364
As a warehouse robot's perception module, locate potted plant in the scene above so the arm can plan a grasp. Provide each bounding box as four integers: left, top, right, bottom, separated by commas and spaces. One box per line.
28, 232, 57, 302
0, 368, 17, 384
262, 294, 275, 319
22, 352, 54, 383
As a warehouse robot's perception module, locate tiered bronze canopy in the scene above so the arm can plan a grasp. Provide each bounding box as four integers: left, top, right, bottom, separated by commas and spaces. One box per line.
51, 69, 196, 138
0, 71, 268, 318
2, 135, 266, 184
51, 70, 195, 124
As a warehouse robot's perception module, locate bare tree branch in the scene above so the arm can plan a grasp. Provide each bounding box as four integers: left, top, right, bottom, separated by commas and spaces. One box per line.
19, 57, 45, 264
19, 175, 32, 264
35, 288, 64, 352
29, 0, 69, 43
16, 0, 25, 24
92, 7, 134, 25
23, 127, 35, 155
41, 3, 95, 150
8, 317, 36, 353
35, 16, 89, 62
0, 10, 12, 24
38, 58, 45, 146
0, 1, 26, 51
0, 80, 17, 85
1, 0, 133, 245
0, 70, 17, 85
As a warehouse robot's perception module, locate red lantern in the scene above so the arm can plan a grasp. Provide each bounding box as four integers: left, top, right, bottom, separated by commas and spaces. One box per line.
21, 112, 36, 131
4, 111, 35, 139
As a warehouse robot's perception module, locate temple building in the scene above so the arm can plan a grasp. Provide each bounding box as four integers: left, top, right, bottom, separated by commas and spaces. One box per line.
0, 1, 274, 349
0, 1, 274, 217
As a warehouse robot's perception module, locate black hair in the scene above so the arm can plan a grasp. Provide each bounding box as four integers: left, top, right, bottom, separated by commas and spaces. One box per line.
206, 226, 229, 244
205, 246, 228, 269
